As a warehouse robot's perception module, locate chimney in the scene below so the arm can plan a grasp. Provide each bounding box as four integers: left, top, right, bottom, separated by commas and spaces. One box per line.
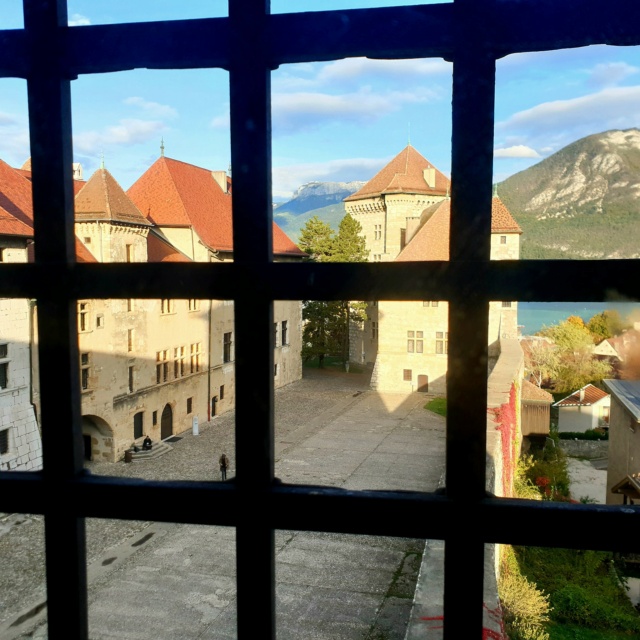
211, 170, 228, 194
579, 387, 585, 403
423, 167, 435, 189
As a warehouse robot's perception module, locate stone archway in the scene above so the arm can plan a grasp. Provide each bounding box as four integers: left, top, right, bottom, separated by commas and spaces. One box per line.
161, 404, 173, 440
82, 415, 114, 462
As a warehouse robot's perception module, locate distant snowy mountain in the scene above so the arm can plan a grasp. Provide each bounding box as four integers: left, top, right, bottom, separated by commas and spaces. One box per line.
274, 181, 365, 216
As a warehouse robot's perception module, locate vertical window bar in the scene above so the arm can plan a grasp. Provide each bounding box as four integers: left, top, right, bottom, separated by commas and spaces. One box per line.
229, 1, 275, 638
445, 11, 497, 638
23, 0, 89, 638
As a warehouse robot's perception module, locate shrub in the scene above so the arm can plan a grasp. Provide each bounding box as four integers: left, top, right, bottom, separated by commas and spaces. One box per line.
499, 546, 551, 640
558, 430, 608, 441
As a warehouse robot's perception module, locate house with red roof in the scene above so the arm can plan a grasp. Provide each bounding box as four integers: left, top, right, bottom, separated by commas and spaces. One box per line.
0, 160, 42, 471
553, 383, 610, 433
1, 156, 305, 463
344, 146, 522, 394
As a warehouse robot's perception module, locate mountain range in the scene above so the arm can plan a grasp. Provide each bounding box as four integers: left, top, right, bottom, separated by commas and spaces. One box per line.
498, 128, 640, 259
274, 129, 640, 258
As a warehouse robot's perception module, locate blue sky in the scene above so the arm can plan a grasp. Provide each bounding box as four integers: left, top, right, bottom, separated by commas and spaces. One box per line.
1, 1, 640, 200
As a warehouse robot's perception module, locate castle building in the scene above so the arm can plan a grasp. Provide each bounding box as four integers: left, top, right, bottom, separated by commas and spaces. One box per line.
0, 155, 306, 464
344, 146, 522, 394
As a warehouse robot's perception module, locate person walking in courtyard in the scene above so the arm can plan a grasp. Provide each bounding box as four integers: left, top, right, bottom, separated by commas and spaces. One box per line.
219, 453, 229, 481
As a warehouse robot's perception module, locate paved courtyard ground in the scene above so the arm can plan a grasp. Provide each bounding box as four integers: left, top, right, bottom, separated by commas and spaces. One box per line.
0, 367, 447, 640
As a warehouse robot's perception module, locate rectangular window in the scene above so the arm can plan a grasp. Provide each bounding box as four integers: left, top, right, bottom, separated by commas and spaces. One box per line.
127, 329, 134, 352
500, 235, 507, 244
187, 397, 193, 414
436, 332, 449, 355
0, 248, 4, 262
96, 314, 104, 329
190, 343, 201, 373
156, 350, 169, 383
274, 364, 278, 377
416, 331, 423, 354
78, 302, 89, 332
273, 322, 278, 347
133, 412, 143, 439
127, 299, 135, 312
0, 362, 7, 390
281, 320, 288, 346
128, 366, 134, 393
188, 299, 199, 311
371, 321, 377, 340
501, 301, 512, 308
220, 385, 225, 401
431, 301, 439, 307
223, 332, 232, 363
161, 299, 174, 314
80, 353, 90, 390
0, 429, 8, 455
403, 369, 412, 381
152, 411, 158, 426
126, 244, 133, 262
407, 330, 415, 353
0, 344, 7, 359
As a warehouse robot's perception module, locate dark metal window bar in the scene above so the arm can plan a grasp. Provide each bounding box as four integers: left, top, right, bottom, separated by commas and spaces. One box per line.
1, 0, 639, 638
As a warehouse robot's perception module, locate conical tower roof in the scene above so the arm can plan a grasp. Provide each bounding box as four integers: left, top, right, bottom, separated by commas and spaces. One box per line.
344, 145, 450, 202
75, 167, 150, 226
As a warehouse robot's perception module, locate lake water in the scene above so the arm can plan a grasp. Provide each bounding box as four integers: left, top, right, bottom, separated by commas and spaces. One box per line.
518, 302, 640, 336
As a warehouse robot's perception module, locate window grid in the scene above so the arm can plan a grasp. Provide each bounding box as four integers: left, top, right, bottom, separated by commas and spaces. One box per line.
1, 3, 639, 640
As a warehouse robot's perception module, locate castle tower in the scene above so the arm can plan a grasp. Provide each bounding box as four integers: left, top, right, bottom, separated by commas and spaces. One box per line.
344, 145, 450, 262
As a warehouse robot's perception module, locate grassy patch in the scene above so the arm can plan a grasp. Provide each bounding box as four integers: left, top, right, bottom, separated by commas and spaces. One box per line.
424, 397, 447, 417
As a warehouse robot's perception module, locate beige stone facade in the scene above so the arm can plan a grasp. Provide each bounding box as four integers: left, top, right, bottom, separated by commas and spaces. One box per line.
344, 146, 522, 394
0, 240, 42, 471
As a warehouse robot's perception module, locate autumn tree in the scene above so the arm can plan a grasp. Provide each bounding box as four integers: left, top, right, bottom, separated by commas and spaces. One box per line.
586, 309, 628, 343
538, 318, 612, 393
299, 214, 369, 369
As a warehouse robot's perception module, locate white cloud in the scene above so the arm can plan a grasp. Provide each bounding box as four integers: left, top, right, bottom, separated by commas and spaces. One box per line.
271, 87, 438, 135
587, 62, 638, 88
68, 13, 91, 26
494, 145, 540, 159
74, 119, 166, 154
0, 112, 18, 126
497, 86, 640, 146
272, 157, 387, 199
124, 97, 178, 119
316, 58, 451, 84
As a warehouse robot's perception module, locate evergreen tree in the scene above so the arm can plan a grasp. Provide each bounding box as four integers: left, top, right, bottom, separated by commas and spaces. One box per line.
299, 214, 368, 370
297, 215, 334, 261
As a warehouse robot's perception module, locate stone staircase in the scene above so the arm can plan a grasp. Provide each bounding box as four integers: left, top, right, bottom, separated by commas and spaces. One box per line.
126, 440, 173, 462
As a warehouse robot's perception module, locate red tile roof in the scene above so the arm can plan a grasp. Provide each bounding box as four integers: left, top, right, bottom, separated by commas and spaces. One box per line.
0, 159, 34, 233
127, 156, 304, 257
395, 197, 522, 261
75, 167, 151, 226
147, 230, 192, 263
553, 383, 610, 407
344, 145, 450, 202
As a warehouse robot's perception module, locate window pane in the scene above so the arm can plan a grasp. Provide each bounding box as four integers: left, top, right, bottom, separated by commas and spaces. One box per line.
272, 57, 452, 260
0, 512, 47, 634
276, 531, 428, 638
79, 299, 235, 480
494, 45, 640, 261
66, 2, 227, 26
272, 0, 450, 13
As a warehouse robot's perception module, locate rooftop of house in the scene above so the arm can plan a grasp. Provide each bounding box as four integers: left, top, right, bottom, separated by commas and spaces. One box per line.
521, 378, 554, 403
603, 379, 640, 421
147, 229, 192, 263
553, 383, 610, 408
395, 197, 522, 261
127, 155, 305, 257
75, 166, 151, 226
344, 144, 450, 202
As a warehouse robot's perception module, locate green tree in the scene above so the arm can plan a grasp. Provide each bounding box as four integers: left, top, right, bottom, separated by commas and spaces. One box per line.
297, 215, 334, 261
587, 309, 628, 343
299, 214, 369, 370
